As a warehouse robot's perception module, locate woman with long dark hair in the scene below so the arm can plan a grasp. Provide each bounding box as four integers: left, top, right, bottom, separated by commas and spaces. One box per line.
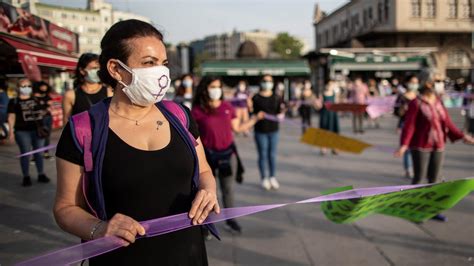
54, 20, 220, 265
62, 53, 113, 123
192, 76, 263, 233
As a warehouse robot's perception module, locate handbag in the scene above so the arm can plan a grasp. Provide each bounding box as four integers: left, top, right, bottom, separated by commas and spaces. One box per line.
35, 118, 51, 138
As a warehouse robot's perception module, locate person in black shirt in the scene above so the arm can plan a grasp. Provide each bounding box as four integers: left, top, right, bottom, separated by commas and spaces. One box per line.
62, 53, 113, 124
252, 74, 283, 191
54, 20, 219, 266
7, 78, 50, 186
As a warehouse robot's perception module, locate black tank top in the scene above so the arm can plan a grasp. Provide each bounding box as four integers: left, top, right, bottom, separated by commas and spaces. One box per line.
71, 86, 108, 115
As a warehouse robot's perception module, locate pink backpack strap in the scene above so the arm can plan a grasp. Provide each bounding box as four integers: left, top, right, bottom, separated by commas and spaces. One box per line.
71, 111, 93, 172
161, 100, 198, 146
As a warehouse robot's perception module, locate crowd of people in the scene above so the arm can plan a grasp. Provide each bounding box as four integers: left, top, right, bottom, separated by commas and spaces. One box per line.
1, 18, 473, 266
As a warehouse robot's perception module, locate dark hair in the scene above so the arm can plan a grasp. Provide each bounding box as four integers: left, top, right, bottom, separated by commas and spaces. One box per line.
98, 19, 164, 88
419, 80, 435, 95
33, 81, 51, 94
405, 74, 418, 85
74, 53, 99, 88
176, 73, 193, 97
193, 76, 222, 112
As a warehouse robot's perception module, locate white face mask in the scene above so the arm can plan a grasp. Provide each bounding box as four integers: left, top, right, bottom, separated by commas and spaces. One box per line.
261, 81, 273, 90
182, 79, 193, 88
208, 88, 222, 100
407, 83, 419, 91
19, 86, 32, 96
117, 60, 170, 106
434, 82, 445, 94
85, 69, 100, 83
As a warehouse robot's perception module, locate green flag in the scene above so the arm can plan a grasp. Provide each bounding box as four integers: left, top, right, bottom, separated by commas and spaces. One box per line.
322, 179, 474, 223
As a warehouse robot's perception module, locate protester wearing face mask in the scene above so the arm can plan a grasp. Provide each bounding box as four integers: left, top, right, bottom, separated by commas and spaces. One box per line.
231, 80, 252, 136
54, 20, 220, 265
174, 74, 194, 109
317, 80, 341, 155
395, 80, 474, 222
7, 78, 51, 186
394, 75, 419, 179
298, 80, 317, 134
252, 74, 284, 190
62, 53, 113, 124
191, 77, 264, 235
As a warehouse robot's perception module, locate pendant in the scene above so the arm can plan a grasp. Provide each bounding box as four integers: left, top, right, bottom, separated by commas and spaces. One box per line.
135, 121, 139, 126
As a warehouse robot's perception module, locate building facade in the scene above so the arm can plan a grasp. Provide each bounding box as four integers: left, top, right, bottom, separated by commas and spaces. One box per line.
13, 0, 151, 54
313, 0, 473, 81
191, 29, 278, 60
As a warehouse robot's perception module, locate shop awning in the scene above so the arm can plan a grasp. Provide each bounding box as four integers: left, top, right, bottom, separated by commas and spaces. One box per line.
202, 59, 311, 77
329, 55, 427, 71
0, 35, 78, 71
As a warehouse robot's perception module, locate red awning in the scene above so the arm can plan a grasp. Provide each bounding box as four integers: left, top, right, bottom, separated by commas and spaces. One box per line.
0, 35, 78, 71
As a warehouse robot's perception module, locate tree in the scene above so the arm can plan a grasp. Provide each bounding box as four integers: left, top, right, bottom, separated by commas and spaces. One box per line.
271, 32, 304, 59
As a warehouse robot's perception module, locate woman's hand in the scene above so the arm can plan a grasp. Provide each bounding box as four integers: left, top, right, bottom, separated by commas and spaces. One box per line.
189, 189, 220, 225
256, 111, 266, 120
94, 213, 145, 246
394, 145, 408, 157
463, 134, 474, 145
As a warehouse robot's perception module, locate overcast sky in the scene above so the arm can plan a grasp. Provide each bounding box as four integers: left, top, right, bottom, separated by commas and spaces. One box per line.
40, 0, 349, 51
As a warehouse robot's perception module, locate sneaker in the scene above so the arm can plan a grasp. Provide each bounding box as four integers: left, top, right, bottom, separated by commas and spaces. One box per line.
261, 178, 271, 191
405, 170, 413, 179
225, 220, 242, 234
22, 176, 32, 187
431, 214, 447, 222
38, 174, 50, 183
269, 177, 280, 190
44, 152, 53, 160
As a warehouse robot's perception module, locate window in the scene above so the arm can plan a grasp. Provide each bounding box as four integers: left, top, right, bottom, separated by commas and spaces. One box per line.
332, 25, 338, 41
378, 2, 384, 21
449, 0, 458, 18
363, 9, 368, 27
411, 0, 421, 17
368, 7, 373, 20
325, 30, 329, 45
460, 0, 472, 18
384, 0, 390, 21
351, 14, 360, 30
426, 0, 436, 18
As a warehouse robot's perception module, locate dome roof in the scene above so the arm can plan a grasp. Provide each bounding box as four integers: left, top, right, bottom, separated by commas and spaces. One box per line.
236, 41, 262, 58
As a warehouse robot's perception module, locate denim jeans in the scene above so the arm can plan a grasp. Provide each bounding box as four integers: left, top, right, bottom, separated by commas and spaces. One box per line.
43, 116, 53, 147
403, 150, 412, 171
15, 130, 45, 177
254, 131, 279, 179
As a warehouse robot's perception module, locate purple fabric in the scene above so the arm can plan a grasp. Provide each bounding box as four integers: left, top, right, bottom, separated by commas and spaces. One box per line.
16, 144, 57, 158
16, 182, 435, 266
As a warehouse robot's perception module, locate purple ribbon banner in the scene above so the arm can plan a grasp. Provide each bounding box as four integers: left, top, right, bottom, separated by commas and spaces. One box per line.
16, 144, 57, 158
17, 182, 433, 266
